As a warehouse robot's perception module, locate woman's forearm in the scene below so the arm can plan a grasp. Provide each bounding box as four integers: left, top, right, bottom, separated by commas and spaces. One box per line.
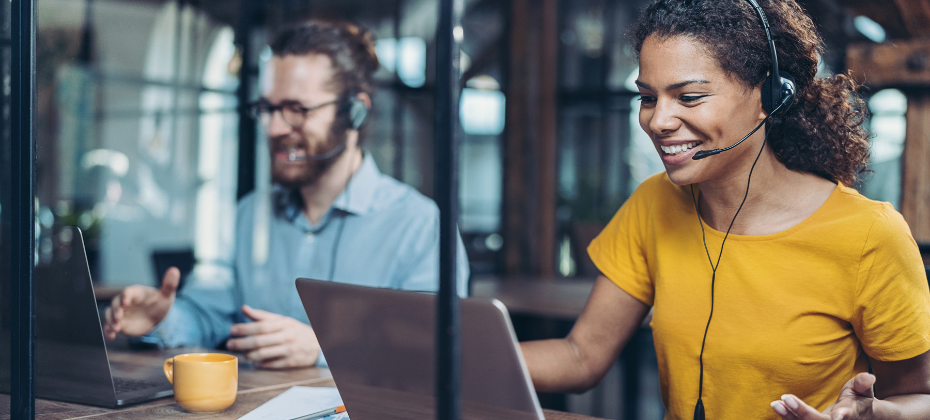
520, 276, 650, 394
520, 337, 599, 393
874, 394, 930, 420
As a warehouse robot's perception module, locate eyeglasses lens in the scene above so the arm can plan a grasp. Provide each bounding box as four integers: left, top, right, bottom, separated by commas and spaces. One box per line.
251, 103, 305, 128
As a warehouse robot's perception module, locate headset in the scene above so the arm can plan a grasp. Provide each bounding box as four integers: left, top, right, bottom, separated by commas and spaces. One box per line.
346, 96, 369, 131
301, 96, 369, 162
690, 1, 796, 419
691, 0, 796, 160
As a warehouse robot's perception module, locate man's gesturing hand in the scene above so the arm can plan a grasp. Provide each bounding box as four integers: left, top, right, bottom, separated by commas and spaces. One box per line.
103, 267, 181, 340
771, 372, 876, 420
225, 305, 321, 369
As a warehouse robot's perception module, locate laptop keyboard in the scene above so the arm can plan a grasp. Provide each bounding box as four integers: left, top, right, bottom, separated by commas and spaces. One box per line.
113, 377, 165, 394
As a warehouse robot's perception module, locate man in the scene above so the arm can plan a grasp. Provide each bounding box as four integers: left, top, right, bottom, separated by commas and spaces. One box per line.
103, 20, 469, 369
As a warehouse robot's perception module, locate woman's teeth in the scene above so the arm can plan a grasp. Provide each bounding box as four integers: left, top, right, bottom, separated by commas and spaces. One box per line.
660, 142, 699, 155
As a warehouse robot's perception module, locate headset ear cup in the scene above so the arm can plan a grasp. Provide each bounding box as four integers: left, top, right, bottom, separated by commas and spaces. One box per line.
778, 72, 796, 113
760, 71, 796, 115
348, 98, 369, 130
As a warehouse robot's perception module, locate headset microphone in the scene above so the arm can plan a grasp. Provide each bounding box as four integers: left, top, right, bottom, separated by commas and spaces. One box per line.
691, 95, 788, 160
289, 97, 369, 162
299, 141, 348, 161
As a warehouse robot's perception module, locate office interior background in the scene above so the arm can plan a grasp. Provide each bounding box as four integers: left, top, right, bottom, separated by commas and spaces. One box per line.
2, 0, 929, 418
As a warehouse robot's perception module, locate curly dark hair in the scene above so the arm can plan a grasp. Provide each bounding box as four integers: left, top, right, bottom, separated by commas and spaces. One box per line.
631, 0, 871, 186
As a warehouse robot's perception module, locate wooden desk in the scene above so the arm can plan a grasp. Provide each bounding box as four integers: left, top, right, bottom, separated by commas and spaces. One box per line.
0, 348, 604, 420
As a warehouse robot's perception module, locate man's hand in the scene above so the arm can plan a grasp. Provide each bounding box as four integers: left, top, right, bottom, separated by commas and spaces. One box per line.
103, 267, 181, 339
771, 372, 876, 420
225, 305, 320, 369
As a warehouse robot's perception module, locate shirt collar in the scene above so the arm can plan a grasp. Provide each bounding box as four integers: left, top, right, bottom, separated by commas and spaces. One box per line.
274, 151, 381, 222
331, 152, 380, 216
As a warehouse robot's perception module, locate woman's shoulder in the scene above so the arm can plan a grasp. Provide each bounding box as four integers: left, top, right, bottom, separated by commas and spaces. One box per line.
832, 184, 901, 221
828, 184, 913, 241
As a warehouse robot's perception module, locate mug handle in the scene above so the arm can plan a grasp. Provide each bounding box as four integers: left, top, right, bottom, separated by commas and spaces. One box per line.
163, 358, 174, 384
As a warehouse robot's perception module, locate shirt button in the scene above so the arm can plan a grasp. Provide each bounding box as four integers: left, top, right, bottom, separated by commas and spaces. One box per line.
305, 233, 315, 243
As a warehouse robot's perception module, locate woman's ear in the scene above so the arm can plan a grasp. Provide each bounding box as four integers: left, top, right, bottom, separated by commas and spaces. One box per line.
756, 81, 769, 120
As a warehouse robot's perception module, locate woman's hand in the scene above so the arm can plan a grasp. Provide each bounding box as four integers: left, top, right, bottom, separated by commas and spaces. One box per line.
771, 372, 876, 420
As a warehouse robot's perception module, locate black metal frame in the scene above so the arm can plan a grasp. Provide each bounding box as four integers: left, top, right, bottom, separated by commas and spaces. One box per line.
10, 0, 37, 417
235, 0, 260, 200
434, 0, 462, 418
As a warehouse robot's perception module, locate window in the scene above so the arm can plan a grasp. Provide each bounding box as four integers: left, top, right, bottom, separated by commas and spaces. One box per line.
861, 89, 906, 208
556, 0, 658, 277
36, 0, 238, 286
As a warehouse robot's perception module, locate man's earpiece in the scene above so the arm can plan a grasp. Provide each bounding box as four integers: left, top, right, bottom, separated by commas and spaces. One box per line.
347, 97, 368, 130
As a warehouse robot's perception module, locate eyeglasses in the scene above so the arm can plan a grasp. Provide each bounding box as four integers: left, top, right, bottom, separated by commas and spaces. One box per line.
248, 98, 341, 128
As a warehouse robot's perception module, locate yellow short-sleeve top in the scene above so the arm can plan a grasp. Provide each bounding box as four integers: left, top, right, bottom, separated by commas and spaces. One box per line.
587, 173, 930, 420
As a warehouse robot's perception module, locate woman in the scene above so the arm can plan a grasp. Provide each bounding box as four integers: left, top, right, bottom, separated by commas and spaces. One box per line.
520, 1, 930, 419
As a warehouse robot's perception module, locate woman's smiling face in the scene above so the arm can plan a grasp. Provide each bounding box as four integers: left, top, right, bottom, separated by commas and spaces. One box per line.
636, 34, 768, 186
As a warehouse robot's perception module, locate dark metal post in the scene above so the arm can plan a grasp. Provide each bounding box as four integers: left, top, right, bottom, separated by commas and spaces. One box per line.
434, 0, 462, 418
235, 0, 257, 200
11, 0, 37, 417
391, 0, 405, 180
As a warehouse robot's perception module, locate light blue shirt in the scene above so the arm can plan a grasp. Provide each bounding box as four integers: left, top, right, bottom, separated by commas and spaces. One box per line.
149, 154, 470, 356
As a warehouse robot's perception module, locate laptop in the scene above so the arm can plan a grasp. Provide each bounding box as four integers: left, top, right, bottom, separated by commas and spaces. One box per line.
296, 278, 545, 420
0, 225, 174, 407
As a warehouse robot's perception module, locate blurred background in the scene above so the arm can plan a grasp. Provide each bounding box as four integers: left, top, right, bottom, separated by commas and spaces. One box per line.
2, 0, 930, 418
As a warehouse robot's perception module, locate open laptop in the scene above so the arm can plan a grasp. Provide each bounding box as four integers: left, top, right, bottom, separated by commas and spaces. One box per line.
0, 225, 173, 407
296, 278, 545, 420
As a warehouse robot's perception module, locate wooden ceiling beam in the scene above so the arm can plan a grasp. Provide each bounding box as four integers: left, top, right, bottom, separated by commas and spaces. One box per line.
846, 38, 930, 88
839, 0, 930, 39
839, 0, 911, 39
893, 0, 930, 38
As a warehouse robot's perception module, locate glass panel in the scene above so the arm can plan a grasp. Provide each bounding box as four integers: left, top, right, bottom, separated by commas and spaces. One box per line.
366, 88, 407, 182
259, 1, 505, 277
558, 100, 636, 220
37, 0, 238, 290
558, 0, 650, 91
11, 0, 239, 407
556, 0, 661, 279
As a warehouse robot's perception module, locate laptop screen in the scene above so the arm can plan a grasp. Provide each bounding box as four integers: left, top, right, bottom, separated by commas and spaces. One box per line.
297, 278, 544, 420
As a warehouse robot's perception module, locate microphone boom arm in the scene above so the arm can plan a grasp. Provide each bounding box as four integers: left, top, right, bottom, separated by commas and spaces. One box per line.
692, 98, 787, 160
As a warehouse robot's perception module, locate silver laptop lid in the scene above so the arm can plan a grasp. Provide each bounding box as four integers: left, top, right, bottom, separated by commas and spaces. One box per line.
296, 278, 544, 420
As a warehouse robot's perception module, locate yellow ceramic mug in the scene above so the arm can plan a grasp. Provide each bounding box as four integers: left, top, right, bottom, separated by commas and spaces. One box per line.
163, 353, 238, 413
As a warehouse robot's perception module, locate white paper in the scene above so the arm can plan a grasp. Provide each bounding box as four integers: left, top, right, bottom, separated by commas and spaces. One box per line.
238, 386, 347, 420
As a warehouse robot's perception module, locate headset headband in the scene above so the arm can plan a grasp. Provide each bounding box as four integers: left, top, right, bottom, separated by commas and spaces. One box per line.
744, 0, 783, 110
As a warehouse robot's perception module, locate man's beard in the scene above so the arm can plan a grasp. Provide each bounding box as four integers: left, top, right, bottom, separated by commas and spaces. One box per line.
269, 124, 348, 189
